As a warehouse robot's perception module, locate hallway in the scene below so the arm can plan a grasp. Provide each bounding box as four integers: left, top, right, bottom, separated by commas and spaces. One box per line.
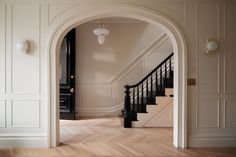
0, 118, 236, 157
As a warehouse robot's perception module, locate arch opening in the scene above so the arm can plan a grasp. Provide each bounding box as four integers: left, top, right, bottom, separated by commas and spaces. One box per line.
47, 4, 187, 148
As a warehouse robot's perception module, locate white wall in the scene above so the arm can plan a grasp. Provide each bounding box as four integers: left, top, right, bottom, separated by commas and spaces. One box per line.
0, 0, 235, 148
0, 2, 47, 147
75, 21, 172, 117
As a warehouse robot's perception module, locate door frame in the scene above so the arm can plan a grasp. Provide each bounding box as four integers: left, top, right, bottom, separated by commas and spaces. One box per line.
47, 4, 187, 148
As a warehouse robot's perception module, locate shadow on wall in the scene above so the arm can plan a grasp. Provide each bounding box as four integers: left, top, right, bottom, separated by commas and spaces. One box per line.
76, 22, 158, 83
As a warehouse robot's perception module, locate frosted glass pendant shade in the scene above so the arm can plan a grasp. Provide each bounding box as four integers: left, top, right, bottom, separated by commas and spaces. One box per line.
93, 25, 110, 45
98, 35, 105, 45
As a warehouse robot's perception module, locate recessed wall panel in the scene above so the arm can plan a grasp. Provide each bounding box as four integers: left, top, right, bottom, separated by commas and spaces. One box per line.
79, 84, 111, 108
0, 101, 6, 128
0, 4, 6, 94
11, 100, 40, 128
12, 4, 40, 94
117, 61, 144, 98
197, 3, 220, 94
225, 99, 236, 128
197, 99, 219, 128
147, 38, 173, 71
226, 4, 236, 94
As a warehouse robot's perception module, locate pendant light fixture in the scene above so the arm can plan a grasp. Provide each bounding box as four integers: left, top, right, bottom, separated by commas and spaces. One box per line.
93, 22, 110, 45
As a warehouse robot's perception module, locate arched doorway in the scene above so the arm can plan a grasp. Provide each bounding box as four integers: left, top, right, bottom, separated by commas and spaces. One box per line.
47, 4, 187, 148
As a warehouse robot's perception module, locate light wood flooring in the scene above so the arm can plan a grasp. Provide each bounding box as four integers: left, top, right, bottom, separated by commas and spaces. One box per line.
0, 117, 236, 157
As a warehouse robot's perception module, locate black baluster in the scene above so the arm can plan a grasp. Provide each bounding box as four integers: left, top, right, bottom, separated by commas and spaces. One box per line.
160, 66, 163, 92
137, 86, 139, 112
164, 62, 167, 88
146, 78, 148, 104
156, 70, 158, 96
132, 87, 135, 111
142, 83, 144, 112
165, 62, 167, 79
151, 74, 153, 103
131, 88, 134, 111
124, 85, 131, 128
169, 57, 172, 78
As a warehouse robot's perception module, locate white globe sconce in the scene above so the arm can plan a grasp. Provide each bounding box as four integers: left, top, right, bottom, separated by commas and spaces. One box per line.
204, 39, 218, 54
93, 24, 110, 45
16, 39, 28, 53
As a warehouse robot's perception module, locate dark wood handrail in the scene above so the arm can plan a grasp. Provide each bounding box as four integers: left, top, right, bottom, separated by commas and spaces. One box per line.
127, 53, 173, 88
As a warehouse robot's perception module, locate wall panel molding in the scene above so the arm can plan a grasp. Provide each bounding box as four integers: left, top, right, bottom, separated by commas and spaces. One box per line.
0, 4, 6, 94
196, 99, 220, 128
224, 99, 236, 128
38, 4, 41, 94
222, 2, 226, 94
11, 100, 40, 128
147, 36, 172, 71
109, 33, 168, 83
225, 2, 236, 94
196, 2, 221, 94
11, 4, 40, 95
77, 84, 112, 108
0, 101, 6, 128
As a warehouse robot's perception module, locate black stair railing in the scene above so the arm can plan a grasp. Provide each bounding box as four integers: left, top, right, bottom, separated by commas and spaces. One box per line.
124, 53, 174, 128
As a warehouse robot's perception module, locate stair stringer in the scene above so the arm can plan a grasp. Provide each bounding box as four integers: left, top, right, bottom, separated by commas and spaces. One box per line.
132, 95, 173, 128
144, 101, 173, 127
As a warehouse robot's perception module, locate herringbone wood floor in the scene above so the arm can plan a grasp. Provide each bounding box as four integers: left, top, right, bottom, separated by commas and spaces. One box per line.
0, 117, 236, 157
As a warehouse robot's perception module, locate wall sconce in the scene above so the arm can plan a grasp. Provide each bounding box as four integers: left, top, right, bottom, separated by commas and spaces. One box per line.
204, 39, 218, 54
16, 39, 28, 53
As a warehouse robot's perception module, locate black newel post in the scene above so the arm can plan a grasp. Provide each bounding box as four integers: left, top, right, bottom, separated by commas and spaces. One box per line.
124, 85, 131, 128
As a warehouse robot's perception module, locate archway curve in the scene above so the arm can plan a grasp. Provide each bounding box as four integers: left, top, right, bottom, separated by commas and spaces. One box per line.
47, 4, 187, 148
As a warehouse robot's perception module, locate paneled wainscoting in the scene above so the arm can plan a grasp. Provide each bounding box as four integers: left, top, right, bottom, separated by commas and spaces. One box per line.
0, 118, 236, 157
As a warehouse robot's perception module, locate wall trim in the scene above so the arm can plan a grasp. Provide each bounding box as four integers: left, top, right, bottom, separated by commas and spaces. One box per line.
0, 100, 6, 128
0, 133, 47, 148
0, 137, 47, 148
76, 103, 123, 118
109, 33, 168, 83
189, 137, 236, 147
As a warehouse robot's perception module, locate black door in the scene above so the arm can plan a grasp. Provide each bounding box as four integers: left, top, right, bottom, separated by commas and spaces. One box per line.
59, 28, 76, 120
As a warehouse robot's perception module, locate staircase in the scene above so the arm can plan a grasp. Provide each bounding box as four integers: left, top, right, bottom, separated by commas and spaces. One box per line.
123, 53, 174, 128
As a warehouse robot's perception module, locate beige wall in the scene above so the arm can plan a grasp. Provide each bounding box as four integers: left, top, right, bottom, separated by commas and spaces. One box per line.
76, 22, 163, 83
0, 0, 235, 147
75, 21, 172, 117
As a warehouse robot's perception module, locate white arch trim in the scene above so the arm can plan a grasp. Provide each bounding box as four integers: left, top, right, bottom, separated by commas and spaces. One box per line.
47, 4, 187, 148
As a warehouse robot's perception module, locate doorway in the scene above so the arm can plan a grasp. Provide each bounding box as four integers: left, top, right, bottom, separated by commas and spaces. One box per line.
48, 5, 187, 148
59, 28, 76, 120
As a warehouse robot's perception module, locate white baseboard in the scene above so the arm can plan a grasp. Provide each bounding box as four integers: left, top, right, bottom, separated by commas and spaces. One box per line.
0, 137, 47, 148
75, 109, 122, 118
188, 137, 236, 147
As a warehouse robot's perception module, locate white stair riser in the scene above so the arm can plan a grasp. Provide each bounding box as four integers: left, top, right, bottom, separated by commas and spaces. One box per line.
144, 103, 173, 127
132, 93, 173, 128
165, 88, 173, 96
